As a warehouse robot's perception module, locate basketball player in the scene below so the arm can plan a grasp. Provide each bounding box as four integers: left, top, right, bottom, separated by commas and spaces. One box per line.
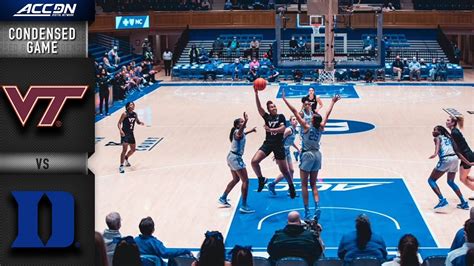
267, 116, 300, 196
301, 87, 323, 114
446, 116, 474, 195
219, 112, 257, 214
118, 102, 144, 173
251, 89, 296, 198
428, 126, 468, 210
282, 89, 341, 220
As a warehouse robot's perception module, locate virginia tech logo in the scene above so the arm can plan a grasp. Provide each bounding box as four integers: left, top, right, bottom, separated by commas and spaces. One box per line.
2, 85, 88, 127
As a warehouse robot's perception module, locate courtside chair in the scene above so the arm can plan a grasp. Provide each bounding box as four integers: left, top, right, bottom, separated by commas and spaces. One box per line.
254, 256, 272, 266
350, 256, 383, 266
421, 255, 447, 266
314, 257, 343, 266
275, 257, 309, 266
171, 255, 196, 266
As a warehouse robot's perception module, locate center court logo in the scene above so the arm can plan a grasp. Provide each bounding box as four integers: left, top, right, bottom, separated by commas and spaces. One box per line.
11, 191, 75, 248
14, 3, 77, 17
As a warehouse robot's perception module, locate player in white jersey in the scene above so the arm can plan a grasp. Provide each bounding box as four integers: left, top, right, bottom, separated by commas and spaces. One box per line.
219, 112, 257, 214
267, 116, 301, 196
282, 89, 341, 220
428, 125, 468, 211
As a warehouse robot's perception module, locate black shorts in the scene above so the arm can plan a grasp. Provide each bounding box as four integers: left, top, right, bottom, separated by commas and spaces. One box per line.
259, 141, 285, 160
460, 151, 474, 169
121, 134, 136, 144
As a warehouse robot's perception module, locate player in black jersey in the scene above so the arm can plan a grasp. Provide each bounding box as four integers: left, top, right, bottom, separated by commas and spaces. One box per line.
118, 102, 144, 173
301, 87, 323, 114
446, 116, 474, 194
251, 89, 296, 198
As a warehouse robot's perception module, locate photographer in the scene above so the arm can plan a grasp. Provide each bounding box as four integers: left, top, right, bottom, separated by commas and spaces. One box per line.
267, 211, 324, 265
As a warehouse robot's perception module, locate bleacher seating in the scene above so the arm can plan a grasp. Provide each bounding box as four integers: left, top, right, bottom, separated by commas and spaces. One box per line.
413, 0, 472, 10
314, 258, 343, 266
275, 257, 309, 266
421, 255, 447, 266
89, 34, 143, 75
170, 256, 196, 266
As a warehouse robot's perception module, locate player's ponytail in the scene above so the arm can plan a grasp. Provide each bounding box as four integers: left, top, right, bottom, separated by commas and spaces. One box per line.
456, 116, 464, 129
399, 234, 420, 266
229, 118, 241, 142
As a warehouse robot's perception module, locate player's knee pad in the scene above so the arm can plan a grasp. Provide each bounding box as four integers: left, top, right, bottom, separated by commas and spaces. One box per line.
447, 179, 460, 191
428, 178, 438, 189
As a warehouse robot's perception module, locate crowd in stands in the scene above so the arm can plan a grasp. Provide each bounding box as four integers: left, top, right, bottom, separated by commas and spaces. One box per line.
95, 208, 474, 266
391, 55, 448, 82
94, 44, 157, 116
98, 0, 213, 12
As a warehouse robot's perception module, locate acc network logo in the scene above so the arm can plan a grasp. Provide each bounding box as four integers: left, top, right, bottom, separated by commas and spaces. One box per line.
14, 3, 77, 17
2, 85, 88, 127
12, 191, 75, 248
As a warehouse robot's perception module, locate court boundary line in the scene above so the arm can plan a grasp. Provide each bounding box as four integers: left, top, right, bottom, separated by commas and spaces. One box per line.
401, 177, 442, 248
157, 82, 474, 87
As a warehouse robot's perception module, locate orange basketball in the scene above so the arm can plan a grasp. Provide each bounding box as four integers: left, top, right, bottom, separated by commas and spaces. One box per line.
253, 78, 267, 91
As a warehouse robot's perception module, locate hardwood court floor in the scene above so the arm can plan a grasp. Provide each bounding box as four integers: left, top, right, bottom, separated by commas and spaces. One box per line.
90, 82, 474, 249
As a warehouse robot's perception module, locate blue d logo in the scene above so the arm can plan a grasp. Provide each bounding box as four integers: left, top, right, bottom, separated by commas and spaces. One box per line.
12, 191, 75, 248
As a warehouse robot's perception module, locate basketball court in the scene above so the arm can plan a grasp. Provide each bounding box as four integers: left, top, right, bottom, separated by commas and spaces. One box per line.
90, 80, 474, 257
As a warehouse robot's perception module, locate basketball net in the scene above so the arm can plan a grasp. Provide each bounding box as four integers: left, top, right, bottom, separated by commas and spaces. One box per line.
318, 68, 336, 83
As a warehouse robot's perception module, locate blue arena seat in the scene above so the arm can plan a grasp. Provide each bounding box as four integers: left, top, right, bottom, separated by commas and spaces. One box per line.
350, 257, 383, 266
254, 256, 272, 266
275, 257, 309, 266
421, 255, 447, 266
314, 257, 343, 266
140, 255, 164, 266
171, 256, 196, 266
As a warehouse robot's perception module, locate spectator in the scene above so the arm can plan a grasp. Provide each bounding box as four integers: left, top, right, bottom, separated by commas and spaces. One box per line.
230, 245, 253, 266
267, 65, 280, 82
349, 68, 360, 81
402, 57, 409, 76
224, 0, 233, 9
201, 0, 211, 10
392, 55, 404, 81
212, 37, 225, 57
260, 54, 272, 67
451, 208, 474, 251
144, 46, 154, 62
189, 44, 200, 64
142, 38, 151, 57
289, 36, 298, 56
364, 69, 374, 83
103, 212, 122, 265
162, 48, 173, 77
297, 36, 306, 55
134, 217, 191, 265
453, 44, 462, 65
467, 249, 474, 266
249, 57, 260, 70
436, 58, 448, 81
429, 58, 438, 81
420, 58, 427, 66
97, 68, 111, 116
382, 234, 422, 266
112, 236, 141, 266
103, 54, 116, 72
409, 57, 421, 81
266, 44, 273, 62
95, 232, 109, 266
192, 231, 231, 266
293, 69, 303, 82
338, 214, 387, 264
247, 67, 259, 82
203, 55, 219, 81
250, 36, 260, 59
142, 60, 157, 84
382, 2, 395, 11
267, 211, 323, 265
363, 36, 374, 53
227, 36, 240, 57
108, 46, 121, 65
446, 219, 474, 266
231, 58, 243, 81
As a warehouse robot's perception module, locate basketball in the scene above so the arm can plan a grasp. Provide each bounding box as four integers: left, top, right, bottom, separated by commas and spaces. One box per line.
253, 78, 267, 91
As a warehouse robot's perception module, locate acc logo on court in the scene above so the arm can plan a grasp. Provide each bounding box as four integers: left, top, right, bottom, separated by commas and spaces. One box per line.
2, 85, 88, 127
11, 191, 75, 248
323, 119, 375, 135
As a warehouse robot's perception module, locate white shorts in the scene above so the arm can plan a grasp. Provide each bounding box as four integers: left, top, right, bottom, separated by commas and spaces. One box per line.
299, 150, 322, 172
435, 155, 459, 173
227, 152, 246, 171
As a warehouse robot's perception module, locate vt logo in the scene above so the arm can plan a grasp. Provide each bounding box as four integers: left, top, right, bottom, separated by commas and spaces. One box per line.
2, 86, 88, 127
11, 191, 75, 248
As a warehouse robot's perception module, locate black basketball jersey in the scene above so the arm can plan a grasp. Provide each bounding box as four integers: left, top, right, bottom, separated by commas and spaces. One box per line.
122, 111, 137, 135
301, 95, 317, 112
451, 128, 472, 154
263, 113, 286, 144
